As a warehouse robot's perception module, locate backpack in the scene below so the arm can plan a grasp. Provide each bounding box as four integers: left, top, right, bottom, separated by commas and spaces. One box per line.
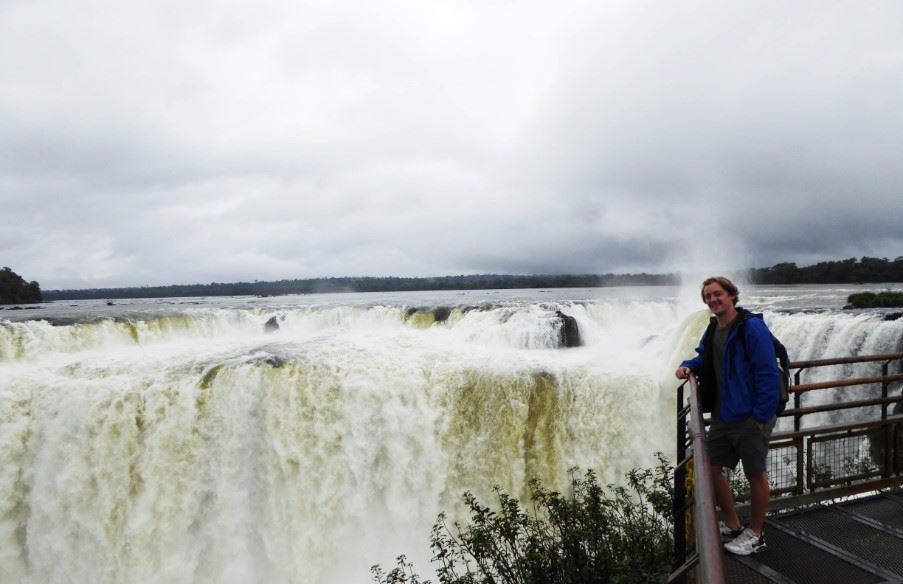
771, 334, 791, 413
734, 312, 792, 413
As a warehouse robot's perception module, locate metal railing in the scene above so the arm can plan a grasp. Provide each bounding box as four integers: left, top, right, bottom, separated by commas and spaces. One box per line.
670, 351, 903, 583
758, 351, 903, 510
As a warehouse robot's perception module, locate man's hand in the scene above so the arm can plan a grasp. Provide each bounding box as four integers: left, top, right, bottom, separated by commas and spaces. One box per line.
675, 366, 692, 380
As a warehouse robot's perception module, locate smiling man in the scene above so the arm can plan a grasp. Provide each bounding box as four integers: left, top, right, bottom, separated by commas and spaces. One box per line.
675, 276, 782, 556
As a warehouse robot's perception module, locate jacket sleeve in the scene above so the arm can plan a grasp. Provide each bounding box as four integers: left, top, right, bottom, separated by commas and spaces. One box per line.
680, 335, 706, 373
744, 318, 781, 422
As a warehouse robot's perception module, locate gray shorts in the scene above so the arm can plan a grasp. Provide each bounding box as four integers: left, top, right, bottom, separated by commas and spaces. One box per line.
707, 416, 776, 476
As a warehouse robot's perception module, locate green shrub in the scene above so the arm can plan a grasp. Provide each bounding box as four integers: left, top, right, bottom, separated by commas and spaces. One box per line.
371, 455, 674, 584
846, 291, 903, 308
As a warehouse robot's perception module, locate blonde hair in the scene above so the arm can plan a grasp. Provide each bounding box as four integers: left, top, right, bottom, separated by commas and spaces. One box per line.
701, 276, 739, 306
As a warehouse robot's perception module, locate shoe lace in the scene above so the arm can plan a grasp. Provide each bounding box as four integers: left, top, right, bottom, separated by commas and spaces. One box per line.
734, 529, 759, 545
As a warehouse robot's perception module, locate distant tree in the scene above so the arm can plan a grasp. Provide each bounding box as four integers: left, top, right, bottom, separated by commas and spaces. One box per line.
0, 267, 43, 304
750, 257, 903, 285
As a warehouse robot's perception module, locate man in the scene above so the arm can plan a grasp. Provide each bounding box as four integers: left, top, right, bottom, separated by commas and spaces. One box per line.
675, 276, 781, 555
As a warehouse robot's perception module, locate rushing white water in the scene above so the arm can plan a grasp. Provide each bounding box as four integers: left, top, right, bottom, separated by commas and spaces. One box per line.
1, 286, 901, 583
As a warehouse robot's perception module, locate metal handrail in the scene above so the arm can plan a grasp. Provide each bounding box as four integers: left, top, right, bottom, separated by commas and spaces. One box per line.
789, 352, 903, 369
686, 373, 725, 584
670, 374, 725, 584
791, 373, 903, 394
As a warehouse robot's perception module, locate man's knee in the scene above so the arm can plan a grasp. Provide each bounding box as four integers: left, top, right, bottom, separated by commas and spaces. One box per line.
746, 472, 770, 488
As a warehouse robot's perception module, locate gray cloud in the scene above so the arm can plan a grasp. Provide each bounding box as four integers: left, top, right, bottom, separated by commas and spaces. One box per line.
2, 0, 902, 289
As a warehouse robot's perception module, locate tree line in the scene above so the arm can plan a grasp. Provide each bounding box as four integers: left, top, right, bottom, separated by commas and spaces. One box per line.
43, 273, 678, 300
16, 256, 903, 302
749, 256, 903, 284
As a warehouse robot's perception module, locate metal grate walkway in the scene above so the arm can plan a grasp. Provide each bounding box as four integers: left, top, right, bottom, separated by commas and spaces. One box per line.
728, 490, 903, 583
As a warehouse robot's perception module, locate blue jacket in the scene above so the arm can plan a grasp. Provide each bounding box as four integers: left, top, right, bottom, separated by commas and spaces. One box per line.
680, 308, 781, 423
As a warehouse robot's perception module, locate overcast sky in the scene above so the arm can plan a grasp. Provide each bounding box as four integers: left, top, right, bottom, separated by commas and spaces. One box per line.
2, 1, 902, 289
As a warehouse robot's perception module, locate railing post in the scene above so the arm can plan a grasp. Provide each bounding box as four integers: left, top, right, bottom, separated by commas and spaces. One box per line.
884, 361, 892, 478
792, 369, 805, 494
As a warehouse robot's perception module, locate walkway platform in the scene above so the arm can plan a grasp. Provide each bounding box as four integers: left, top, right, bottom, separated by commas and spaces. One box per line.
725, 489, 903, 584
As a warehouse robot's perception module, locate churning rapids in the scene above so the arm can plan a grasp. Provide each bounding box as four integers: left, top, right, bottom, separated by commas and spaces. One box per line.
2, 285, 902, 583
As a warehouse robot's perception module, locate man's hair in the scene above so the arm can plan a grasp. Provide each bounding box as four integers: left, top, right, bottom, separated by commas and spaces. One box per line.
701, 276, 739, 306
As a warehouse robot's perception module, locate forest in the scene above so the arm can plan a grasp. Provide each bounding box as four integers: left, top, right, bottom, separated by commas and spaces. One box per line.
748, 256, 903, 284
32, 256, 903, 301
43, 272, 677, 300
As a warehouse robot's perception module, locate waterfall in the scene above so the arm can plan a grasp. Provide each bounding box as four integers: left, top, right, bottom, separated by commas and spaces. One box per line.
1, 293, 902, 583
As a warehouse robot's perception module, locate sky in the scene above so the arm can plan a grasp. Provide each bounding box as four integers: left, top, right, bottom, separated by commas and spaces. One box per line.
2, 1, 902, 290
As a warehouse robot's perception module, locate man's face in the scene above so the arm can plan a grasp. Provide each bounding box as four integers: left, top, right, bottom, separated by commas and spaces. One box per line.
702, 282, 735, 317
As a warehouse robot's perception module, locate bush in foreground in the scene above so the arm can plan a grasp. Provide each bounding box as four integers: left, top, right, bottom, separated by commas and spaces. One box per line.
372, 455, 674, 584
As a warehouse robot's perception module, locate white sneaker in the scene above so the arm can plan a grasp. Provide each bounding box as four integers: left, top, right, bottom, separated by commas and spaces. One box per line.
719, 521, 744, 541
724, 527, 766, 555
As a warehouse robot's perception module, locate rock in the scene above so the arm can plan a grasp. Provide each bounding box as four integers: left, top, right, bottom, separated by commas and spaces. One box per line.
884, 312, 903, 321
405, 306, 452, 325
265, 355, 286, 368
554, 310, 582, 348
264, 316, 280, 333
433, 306, 451, 323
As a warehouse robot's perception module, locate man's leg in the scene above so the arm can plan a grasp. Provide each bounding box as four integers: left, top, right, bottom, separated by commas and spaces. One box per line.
710, 464, 741, 529
747, 472, 769, 535
724, 471, 769, 555
741, 417, 775, 536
